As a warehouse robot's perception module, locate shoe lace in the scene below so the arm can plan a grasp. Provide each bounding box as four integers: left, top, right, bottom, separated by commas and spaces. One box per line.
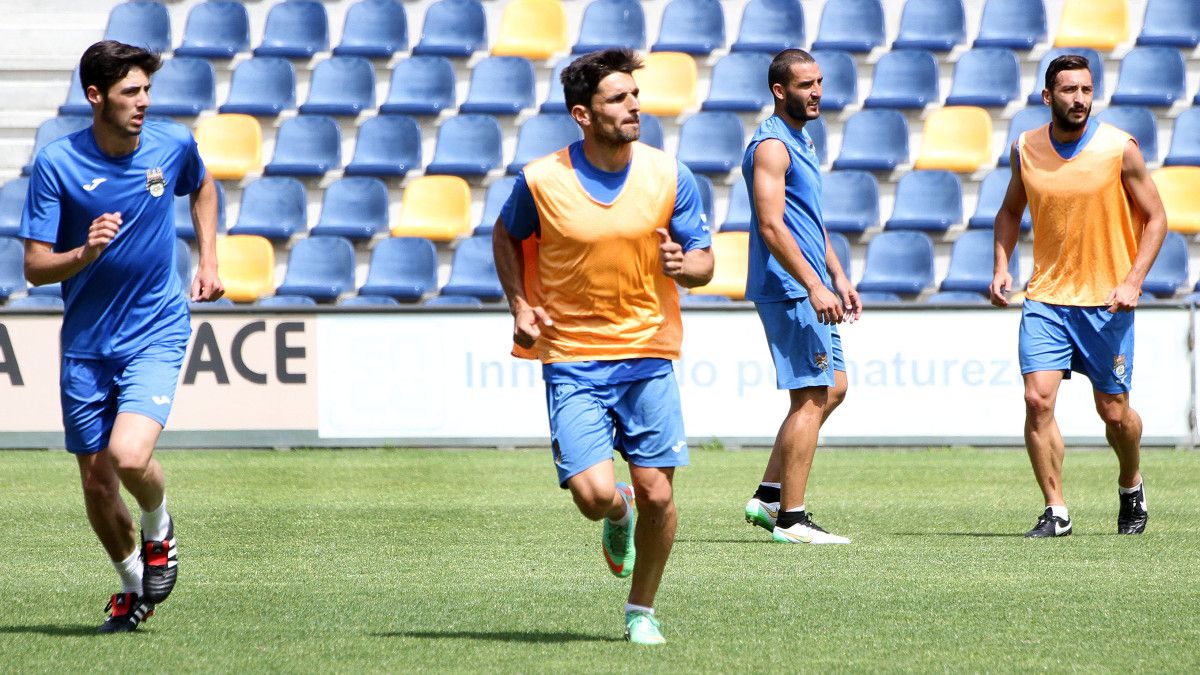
605, 523, 628, 555
799, 511, 830, 534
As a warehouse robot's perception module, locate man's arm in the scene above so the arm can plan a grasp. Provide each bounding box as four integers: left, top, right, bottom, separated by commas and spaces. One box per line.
990, 143, 1027, 307
24, 212, 121, 286
492, 216, 551, 349
189, 172, 224, 301
656, 229, 712, 288
1108, 139, 1168, 312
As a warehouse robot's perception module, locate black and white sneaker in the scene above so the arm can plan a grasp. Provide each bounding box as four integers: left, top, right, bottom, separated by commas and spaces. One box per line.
1117, 484, 1148, 535
97, 592, 154, 633
1025, 508, 1072, 538
141, 517, 178, 603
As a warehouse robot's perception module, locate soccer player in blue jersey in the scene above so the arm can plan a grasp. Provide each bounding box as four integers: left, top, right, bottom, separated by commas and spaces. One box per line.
19, 41, 224, 632
740, 49, 860, 544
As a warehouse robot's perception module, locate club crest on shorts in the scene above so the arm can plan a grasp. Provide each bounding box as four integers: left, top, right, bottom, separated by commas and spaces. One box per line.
814, 352, 829, 372
1113, 354, 1127, 381
145, 168, 166, 197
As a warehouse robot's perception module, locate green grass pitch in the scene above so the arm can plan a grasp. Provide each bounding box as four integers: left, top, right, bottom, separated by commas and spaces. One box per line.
1, 446, 1198, 672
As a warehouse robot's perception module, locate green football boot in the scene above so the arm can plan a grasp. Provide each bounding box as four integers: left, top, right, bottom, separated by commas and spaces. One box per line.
625, 610, 666, 645
602, 482, 636, 578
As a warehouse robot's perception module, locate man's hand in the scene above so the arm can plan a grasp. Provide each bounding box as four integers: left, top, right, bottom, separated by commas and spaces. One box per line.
833, 275, 862, 323
514, 305, 553, 349
809, 285, 845, 325
191, 264, 225, 302
83, 212, 122, 263
1106, 282, 1141, 313
657, 228, 684, 279
989, 271, 1012, 307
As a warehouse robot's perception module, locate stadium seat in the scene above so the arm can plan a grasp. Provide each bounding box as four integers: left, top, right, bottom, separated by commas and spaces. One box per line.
926, 291, 987, 304
652, 0, 725, 54
264, 116, 341, 176
425, 295, 483, 307
507, 114, 583, 174
680, 293, 733, 306
1142, 231, 1189, 297
344, 115, 422, 178
258, 294, 317, 307
298, 57, 376, 116
969, 167, 1032, 230
1097, 106, 1158, 164
856, 231, 935, 295
1028, 48, 1104, 104
1138, 0, 1200, 47
334, 0, 408, 57
359, 237, 439, 302
175, 238, 192, 290
175, 1, 250, 58
730, 0, 805, 53
310, 177, 390, 239
340, 295, 400, 307
393, 175, 472, 240
702, 52, 774, 112
676, 112, 745, 174
688, 174, 714, 229
0, 237, 24, 300
539, 58, 574, 113
832, 110, 909, 171
886, 170, 962, 232
945, 48, 1022, 107
1153, 167, 1200, 233
1054, 0, 1127, 51
828, 231, 851, 277
414, 0, 487, 57
425, 115, 503, 177
974, 0, 1046, 49
216, 235, 274, 302
475, 177, 518, 235
0, 178, 28, 238
997, 106, 1051, 166
7, 295, 64, 310
574, 0, 645, 53
380, 56, 456, 116
639, 114, 665, 150
690, 231, 748, 299
490, 0, 565, 60
228, 177, 307, 240
811, 50, 858, 111
58, 68, 90, 116
721, 179, 752, 232
105, 1, 171, 53
146, 57, 215, 116
863, 50, 940, 109
808, 116, 828, 166
858, 291, 903, 305
21, 115, 91, 176
812, 0, 885, 53
1164, 109, 1200, 167
441, 236, 504, 301
822, 170, 880, 234
940, 229, 1018, 293
189, 296, 234, 309
254, 0, 328, 58
173, 181, 227, 239
194, 114, 262, 179
635, 52, 697, 116
26, 281, 61, 298
460, 57, 537, 115
218, 57, 295, 115
1109, 47, 1186, 107
892, 0, 966, 51
275, 236, 356, 302
914, 107, 992, 172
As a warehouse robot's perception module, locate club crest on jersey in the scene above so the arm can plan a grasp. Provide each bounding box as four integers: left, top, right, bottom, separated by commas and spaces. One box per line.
814, 352, 829, 372
145, 168, 166, 197
1113, 354, 1127, 380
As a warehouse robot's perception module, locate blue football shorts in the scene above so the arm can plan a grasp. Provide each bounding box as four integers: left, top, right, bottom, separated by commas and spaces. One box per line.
1019, 298, 1134, 394
755, 297, 846, 390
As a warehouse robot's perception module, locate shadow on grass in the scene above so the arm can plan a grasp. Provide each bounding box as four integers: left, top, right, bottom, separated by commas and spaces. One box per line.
892, 532, 1121, 538
0, 624, 97, 637
676, 537, 775, 544
376, 630, 623, 644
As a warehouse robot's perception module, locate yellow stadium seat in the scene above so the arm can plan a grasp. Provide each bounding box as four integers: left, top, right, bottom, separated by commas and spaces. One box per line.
635, 52, 697, 116
914, 106, 992, 173
491, 0, 568, 60
691, 231, 748, 300
217, 235, 275, 302
392, 175, 472, 241
1054, 0, 1127, 51
195, 114, 262, 180
1153, 167, 1200, 234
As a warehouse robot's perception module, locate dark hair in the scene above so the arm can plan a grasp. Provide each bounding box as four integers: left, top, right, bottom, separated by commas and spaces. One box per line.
79, 40, 161, 97
1044, 54, 1090, 92
768, 48, 817, 89
560, 48, 642, 111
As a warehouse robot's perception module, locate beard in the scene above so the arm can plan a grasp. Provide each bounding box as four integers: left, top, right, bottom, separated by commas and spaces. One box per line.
597, 119, 639, 145
784, 94, 819, 121
99, 98, 142, 137
1051, 102, 1090, 132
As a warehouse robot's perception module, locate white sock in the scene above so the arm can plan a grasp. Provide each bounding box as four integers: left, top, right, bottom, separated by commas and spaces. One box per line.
141, 495, 170, 541
785, 505, 806, 513
625, 603, 654, 616
760, 482, 781, 489
113, 549, 143, 595
1119, 482, 1142, 495
1048, 505, 1069, 520
608, 501, 632, 527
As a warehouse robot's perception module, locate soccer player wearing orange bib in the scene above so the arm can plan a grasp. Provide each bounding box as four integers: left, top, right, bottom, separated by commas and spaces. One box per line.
492, 49, 713, 644
990, 55, 1167, 538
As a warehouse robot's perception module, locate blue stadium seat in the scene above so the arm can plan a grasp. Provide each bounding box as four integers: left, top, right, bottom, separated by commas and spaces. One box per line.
22, 116, 91, 176
811, 50, 858, 111
832, 110, 909, 171
893, 0, 965, 51
703, 52, 774, 112
694, 174, 715, 227
940, 229, 1018, 293
812, 0, 885, 53
258, 294, 317, 307
299, 57, 375, 116
190, 296, 234, 309
1097, 106, 1158, 164
722, 179, 752, 232
424, 295, 483, 307
639, 114, 665, 150
218, 57, 295, 115
264, 115, 341, 176
926, 291, 987, 304
828, 231, 851, 277
359, 237, 439, 302
1143, 231, 1189, 297
334, 0, 408, 57
0, 237, 26, 300
275, 236, 356, 302
0, 178, 29, 238
677, 112, 745, 174
808, 116, 828, 166
310, 177, 390, 239
997, 106, 1050, 166
1164, 108, 1200, 167
945, 48, 1022, 107
340, 295, 400, 307
475, 176, 517, 235
175, 1, 250, 58
1028, 48, 1104, 104
412, 0, 487, 57
1110, 47, 1186, 107
1138, 0, 1200, 48
507, 115, 583, 174
574, 0, 645, 53
147, 57, 215, 116
863, 50, 940, 109
857, 231, 935, 295
173, 181, 227, 239
228, 177, 307, 240
969, 167, 1031, 231
345, 115, 421, 178
7, 295, 64, 310
822, 170, 880, 234
460, 57, 536, 115
254, 0, 328, 58
175, 238, 191, 290
857, 291, 903, 304
105, 1, 171, 53
652, 0, 725, 54
540, 58, 574, 113
680, 293, 732, 306
425, 115, 503, 177
731, 0, 805, 53
58, 68, 90, 116
380, 56, 456, 116
974, 0, 1046, 49
886, 170, 962, 232
440, 236, 503, 301
26, 281, 61, 298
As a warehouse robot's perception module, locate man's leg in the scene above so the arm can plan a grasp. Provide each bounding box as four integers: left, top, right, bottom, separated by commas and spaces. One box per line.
76, 449, 138, 569
1024, 370, 1067, 506
777, 385, 830, 512
758, 369, 848, 486
625, 465, 676, 610
106, 413, 166, 514
1095, 390, 1148, 534
565, 459, 628, 522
